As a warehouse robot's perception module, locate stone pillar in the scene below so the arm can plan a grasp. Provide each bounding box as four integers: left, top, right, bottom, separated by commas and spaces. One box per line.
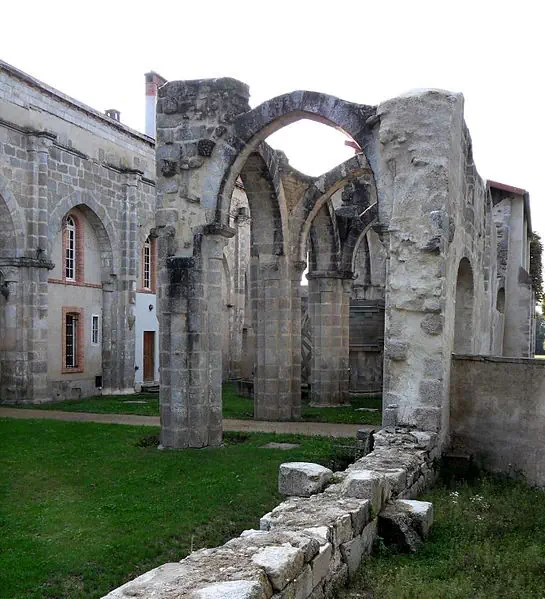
103, 171, 140, 394
253, 255, 295, 421
9, 132, 56, 403
0, 260, 51, 403
307, 272, 352, 406
340, 277, 353, 401
159, 227, 233, 449
290, 261, 306, 418
101, 276, 116, 393
155, 77, 250, 447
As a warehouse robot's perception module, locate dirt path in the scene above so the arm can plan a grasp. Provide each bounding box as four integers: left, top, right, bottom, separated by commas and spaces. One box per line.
0, 407, 375, 438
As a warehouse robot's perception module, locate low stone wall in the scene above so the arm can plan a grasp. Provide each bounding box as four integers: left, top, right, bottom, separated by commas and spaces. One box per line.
450, 355, 545, 486
103, 428, 439, 598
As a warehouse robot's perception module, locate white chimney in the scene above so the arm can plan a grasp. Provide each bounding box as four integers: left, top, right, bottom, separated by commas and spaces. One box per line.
145, 71, 167, 138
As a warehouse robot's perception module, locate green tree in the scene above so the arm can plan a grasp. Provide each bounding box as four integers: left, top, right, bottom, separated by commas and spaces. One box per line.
535, 311, 545, 355
530, 232, 544, 304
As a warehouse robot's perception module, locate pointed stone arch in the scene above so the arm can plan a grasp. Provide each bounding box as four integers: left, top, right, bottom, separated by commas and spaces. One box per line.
217, 91, 376, 225
308, 202, 341, 273
291, 154, 376, 265
48, 191, 118, 278
454, 257, 475, 354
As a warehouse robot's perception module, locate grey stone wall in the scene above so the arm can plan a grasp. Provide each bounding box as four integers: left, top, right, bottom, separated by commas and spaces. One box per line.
451, 355, 545, 486
0, 60, 156, 402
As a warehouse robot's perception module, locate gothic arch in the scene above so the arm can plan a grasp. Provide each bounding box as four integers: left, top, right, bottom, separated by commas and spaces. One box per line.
454, 257, 475, 354
239, 147, 289, 258
341, 203, 379, 272
292, 154, 375, 264
217, 91, 376, 224
48, 191, 118, 278
308, 202, 341, 273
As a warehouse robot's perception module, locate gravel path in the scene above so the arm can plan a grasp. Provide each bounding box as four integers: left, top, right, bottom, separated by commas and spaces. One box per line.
0, 407, 376, 438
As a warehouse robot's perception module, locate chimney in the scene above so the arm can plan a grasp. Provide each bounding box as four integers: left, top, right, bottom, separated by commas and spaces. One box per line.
105, 108, 121, 122
145, 71, 167, 138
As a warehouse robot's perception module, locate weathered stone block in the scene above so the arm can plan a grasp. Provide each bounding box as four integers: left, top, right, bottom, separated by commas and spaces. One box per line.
252, 545, 305, 591
192, 580, 264, 599
279, 463, 333, 497
310, 543, 332, 588
396, 499, 434, 538
378, 499, 434, 553
341, 470, 390, 513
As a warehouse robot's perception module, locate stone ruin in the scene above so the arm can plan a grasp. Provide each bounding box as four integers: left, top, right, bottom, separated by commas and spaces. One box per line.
104, 77, 539, 596
154, 79, 535, 450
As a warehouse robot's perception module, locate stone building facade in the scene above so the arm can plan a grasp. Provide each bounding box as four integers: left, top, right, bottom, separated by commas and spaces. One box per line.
0, 60, 159, 402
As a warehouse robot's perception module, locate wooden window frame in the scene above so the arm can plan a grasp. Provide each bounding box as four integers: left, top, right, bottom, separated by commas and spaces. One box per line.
63, 213, 84, 284
91, 314, 100, 345
139, 235, 156, 293
62, 307, 84, 374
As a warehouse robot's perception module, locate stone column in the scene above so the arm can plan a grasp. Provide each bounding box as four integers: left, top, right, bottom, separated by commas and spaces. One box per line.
102, 171, 140, 394
100, 276, 116, 393
155, 77, 250, 447
253, 255, 295, 421
13, 132, 56, 402
290, 261, 307, 419
307, 271, 352, 406
159, 227, 233, 449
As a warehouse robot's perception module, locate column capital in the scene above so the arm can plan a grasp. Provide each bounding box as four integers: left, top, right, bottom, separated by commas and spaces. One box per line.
26, 130, 56, 153
203, 222, 237, 239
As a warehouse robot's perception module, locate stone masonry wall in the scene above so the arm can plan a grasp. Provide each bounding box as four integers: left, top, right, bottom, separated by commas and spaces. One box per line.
451, 355, 545, 486
375, 90, 499, 443
103, 428, 438, 598
0, 60, 156, 401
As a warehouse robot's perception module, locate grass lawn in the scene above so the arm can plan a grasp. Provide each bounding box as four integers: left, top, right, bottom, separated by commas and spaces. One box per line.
343, 475, 545, 599
0, 418, 336, 599
16, 383, 382, 426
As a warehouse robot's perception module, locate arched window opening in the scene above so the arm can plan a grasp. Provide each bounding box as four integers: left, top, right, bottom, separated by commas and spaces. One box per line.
454, 258, 475, 354
141, 236, 156, 292
65, 215, 76, 281
143, 237, 152, 289
496, 288, 505, 314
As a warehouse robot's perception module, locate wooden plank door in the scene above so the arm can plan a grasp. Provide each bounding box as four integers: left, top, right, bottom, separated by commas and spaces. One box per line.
143, 331, 155, 382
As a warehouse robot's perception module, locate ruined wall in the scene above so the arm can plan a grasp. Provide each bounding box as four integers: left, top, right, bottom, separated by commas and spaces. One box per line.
374, 90, 499, 442
104, 428, 439, 598
451, 355, 545, 486
492, 190, 534, 358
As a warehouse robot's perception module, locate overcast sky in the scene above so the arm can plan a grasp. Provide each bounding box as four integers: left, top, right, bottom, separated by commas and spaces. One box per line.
2, 0, 543, 238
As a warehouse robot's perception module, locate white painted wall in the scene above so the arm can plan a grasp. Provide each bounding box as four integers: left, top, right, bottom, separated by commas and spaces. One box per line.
135, 291, 159, 385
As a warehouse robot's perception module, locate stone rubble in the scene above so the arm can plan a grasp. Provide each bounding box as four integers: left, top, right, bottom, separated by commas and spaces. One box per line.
103, 428, 437, 598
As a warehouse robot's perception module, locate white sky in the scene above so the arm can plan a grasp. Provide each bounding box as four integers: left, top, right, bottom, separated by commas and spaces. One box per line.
2, 0, 544, 237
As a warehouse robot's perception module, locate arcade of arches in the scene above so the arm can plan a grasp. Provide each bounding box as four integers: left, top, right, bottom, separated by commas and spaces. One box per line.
0, 61, 536, 457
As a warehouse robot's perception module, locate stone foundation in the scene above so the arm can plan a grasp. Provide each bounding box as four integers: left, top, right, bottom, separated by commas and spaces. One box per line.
103, 428, 438, 598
